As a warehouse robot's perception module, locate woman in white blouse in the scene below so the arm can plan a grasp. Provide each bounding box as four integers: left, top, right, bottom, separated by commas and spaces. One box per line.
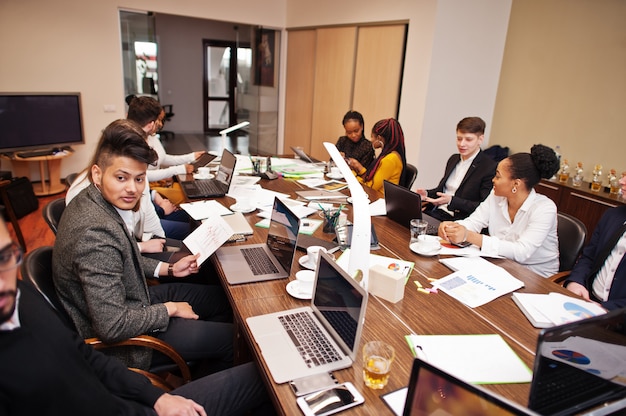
438, 144, 560, 277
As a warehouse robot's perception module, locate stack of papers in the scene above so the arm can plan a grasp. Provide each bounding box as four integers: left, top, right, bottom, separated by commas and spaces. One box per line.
405, 334, 532, 384
511, 292, 607, 328
432, 261, 524, 308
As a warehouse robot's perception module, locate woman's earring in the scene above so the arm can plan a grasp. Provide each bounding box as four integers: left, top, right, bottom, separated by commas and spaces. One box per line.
512, 187, 517, 194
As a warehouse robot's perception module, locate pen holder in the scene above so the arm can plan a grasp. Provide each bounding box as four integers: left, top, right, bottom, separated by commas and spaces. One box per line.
321, 209, 344, 234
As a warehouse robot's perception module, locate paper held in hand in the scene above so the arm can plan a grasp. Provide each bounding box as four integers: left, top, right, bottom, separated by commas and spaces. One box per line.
183, 214, 233, 266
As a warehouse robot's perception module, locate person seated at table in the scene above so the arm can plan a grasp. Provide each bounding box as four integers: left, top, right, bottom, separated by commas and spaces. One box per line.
438, 144, 560, 277
336, 110, 374, 168
346, 118, 407, 194
0, 217, 275, 416
127, 95, 206, 206
564, 174, 626, 310
126, 95, 198, 239
415, 117, 497, 221
54, 119, 233, 373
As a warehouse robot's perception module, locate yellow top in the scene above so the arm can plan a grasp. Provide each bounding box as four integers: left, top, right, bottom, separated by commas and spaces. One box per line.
356, 151, 403, 193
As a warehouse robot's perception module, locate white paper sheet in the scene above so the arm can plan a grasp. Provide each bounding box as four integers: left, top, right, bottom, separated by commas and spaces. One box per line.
182, 215, 233, 265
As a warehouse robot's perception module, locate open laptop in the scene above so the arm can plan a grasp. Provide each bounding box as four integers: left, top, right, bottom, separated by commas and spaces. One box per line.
383, 180, 440, 234
179, 148, 237, 198
247, 250, 368, 383
528, 308, 626, 416
290, 146, 322, 163
215, 197, 301, 284
402, 358, 537, 415
191, 152, 217, 171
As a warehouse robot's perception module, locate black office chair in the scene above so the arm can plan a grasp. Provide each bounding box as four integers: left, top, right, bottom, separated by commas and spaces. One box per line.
20, 246, 191, 391
65, 172, 79, 187
160, 104, 175, 141
401, 164, 418, 189
42, 197, 66, 235
549, 212, 587, 286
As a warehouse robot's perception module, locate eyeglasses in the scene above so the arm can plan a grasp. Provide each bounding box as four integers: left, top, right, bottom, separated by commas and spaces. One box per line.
0, 243, 23, 272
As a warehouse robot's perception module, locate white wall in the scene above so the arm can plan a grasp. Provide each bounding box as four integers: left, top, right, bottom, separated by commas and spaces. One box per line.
0, 0, 286, 178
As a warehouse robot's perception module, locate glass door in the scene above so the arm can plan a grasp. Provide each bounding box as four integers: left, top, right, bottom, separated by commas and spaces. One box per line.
203, 40, 251, 133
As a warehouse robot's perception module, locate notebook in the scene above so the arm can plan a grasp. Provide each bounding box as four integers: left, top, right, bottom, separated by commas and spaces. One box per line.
191, 152, 217, 171
215, 197, 300, 284
247, 250, 368, 383
402, 358, 536, 416
528, 308, 626, 416
179, 149, 237, 198
290, 146, 322, 163
383, 180, 440, 234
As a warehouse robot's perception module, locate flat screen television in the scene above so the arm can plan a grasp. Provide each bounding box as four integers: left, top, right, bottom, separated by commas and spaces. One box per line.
0, 92, 85, 154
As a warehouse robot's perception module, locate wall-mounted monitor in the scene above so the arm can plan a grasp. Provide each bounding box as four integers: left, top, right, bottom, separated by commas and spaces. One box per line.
0, 92, 85, 153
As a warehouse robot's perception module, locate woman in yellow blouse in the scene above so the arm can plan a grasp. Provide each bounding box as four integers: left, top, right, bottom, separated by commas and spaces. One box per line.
346, 118, 407, 193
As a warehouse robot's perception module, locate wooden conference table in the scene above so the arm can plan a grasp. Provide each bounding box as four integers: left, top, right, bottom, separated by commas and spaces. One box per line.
181, 174, 575, 415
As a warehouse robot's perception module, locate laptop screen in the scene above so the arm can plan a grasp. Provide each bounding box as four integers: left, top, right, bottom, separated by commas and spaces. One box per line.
215, 149, 237, 187
404, 359, 536, 416
266, 198, 300, 274
528, 308, 626, 416
312, 252, 367, 359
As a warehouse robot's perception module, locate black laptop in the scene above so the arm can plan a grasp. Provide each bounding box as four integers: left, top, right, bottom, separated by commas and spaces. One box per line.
383, 180, 440, 234
179, 149, 237, 198
528, 307, 626, 416
403, 358, 537, 415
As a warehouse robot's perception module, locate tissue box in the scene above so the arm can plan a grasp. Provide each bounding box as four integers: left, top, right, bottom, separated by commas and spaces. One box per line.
368, 264, 405, 303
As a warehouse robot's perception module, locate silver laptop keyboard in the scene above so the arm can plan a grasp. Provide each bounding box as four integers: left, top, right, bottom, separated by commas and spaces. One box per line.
241, 247, 279, 275
194, 179, 224, 195
279, 311, 342, 368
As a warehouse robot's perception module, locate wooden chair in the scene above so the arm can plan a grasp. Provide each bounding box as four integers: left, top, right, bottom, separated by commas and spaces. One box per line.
20, 246, 191, 391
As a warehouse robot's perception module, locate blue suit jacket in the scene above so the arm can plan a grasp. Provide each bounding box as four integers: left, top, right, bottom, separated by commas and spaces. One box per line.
426, 150, 497, 220
566, 206, 626, 310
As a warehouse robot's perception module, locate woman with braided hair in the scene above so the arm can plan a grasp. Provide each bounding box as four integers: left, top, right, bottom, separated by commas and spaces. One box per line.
346, 118, 406, 194
438, 144, 561, 277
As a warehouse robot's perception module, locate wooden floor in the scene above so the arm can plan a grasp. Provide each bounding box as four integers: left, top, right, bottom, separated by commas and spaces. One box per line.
9, 190, 62, 255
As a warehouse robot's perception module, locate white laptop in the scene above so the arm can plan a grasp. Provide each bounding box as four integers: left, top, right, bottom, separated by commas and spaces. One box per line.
247, 251, 368, 383
216, 197, 300, 284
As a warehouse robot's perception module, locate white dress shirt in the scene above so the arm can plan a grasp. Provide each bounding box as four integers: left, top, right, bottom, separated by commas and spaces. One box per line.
592, 227, 626, 301
457, 189, 559, 277
438, 152, 478, 215
146, 134, 195, 182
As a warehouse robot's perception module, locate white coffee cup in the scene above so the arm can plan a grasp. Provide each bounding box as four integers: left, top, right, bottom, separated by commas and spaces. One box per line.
235, 196, 252, 211
197, 166, 211, 178
330, 166, 342, 177
306, 245, 327, 268
417, 238, 441, 253
295, 270, 315, 294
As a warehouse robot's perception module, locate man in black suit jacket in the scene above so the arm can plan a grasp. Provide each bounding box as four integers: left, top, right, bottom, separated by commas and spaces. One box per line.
415, 117, 497, 221
0, 217, 273, 415
565, 175, 626, 310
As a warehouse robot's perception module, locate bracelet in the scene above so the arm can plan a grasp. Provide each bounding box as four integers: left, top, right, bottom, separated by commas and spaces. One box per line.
167, 263, 174, 277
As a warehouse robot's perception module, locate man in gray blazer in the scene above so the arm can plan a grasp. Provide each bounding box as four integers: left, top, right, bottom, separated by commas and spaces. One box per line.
53, 119, 232, 372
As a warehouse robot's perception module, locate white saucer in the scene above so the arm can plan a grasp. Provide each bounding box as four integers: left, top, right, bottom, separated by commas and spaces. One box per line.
193, 173, 214, 180
410, 241, 442, 257
230, 204, 256, 213
286, 281, 312, 300
327, 172, 344, 180
299, 255, 316, 270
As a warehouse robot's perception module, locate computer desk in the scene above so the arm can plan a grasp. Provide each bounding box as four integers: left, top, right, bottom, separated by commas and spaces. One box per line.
178, 174, 576, 415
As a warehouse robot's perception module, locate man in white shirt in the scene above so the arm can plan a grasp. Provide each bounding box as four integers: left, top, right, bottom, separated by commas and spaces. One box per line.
416, 117, 497, 221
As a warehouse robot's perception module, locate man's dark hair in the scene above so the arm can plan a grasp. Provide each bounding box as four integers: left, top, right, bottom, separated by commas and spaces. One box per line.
457, 117, 486, 135
126, 96, 162, 127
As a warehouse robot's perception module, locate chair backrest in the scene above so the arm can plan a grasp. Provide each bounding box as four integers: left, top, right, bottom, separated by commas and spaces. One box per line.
20, 246, 73, 324
402, 163, 418, 189
65, 172, 79, 187
557, 212, 587, 271
43, 197, 66, 235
